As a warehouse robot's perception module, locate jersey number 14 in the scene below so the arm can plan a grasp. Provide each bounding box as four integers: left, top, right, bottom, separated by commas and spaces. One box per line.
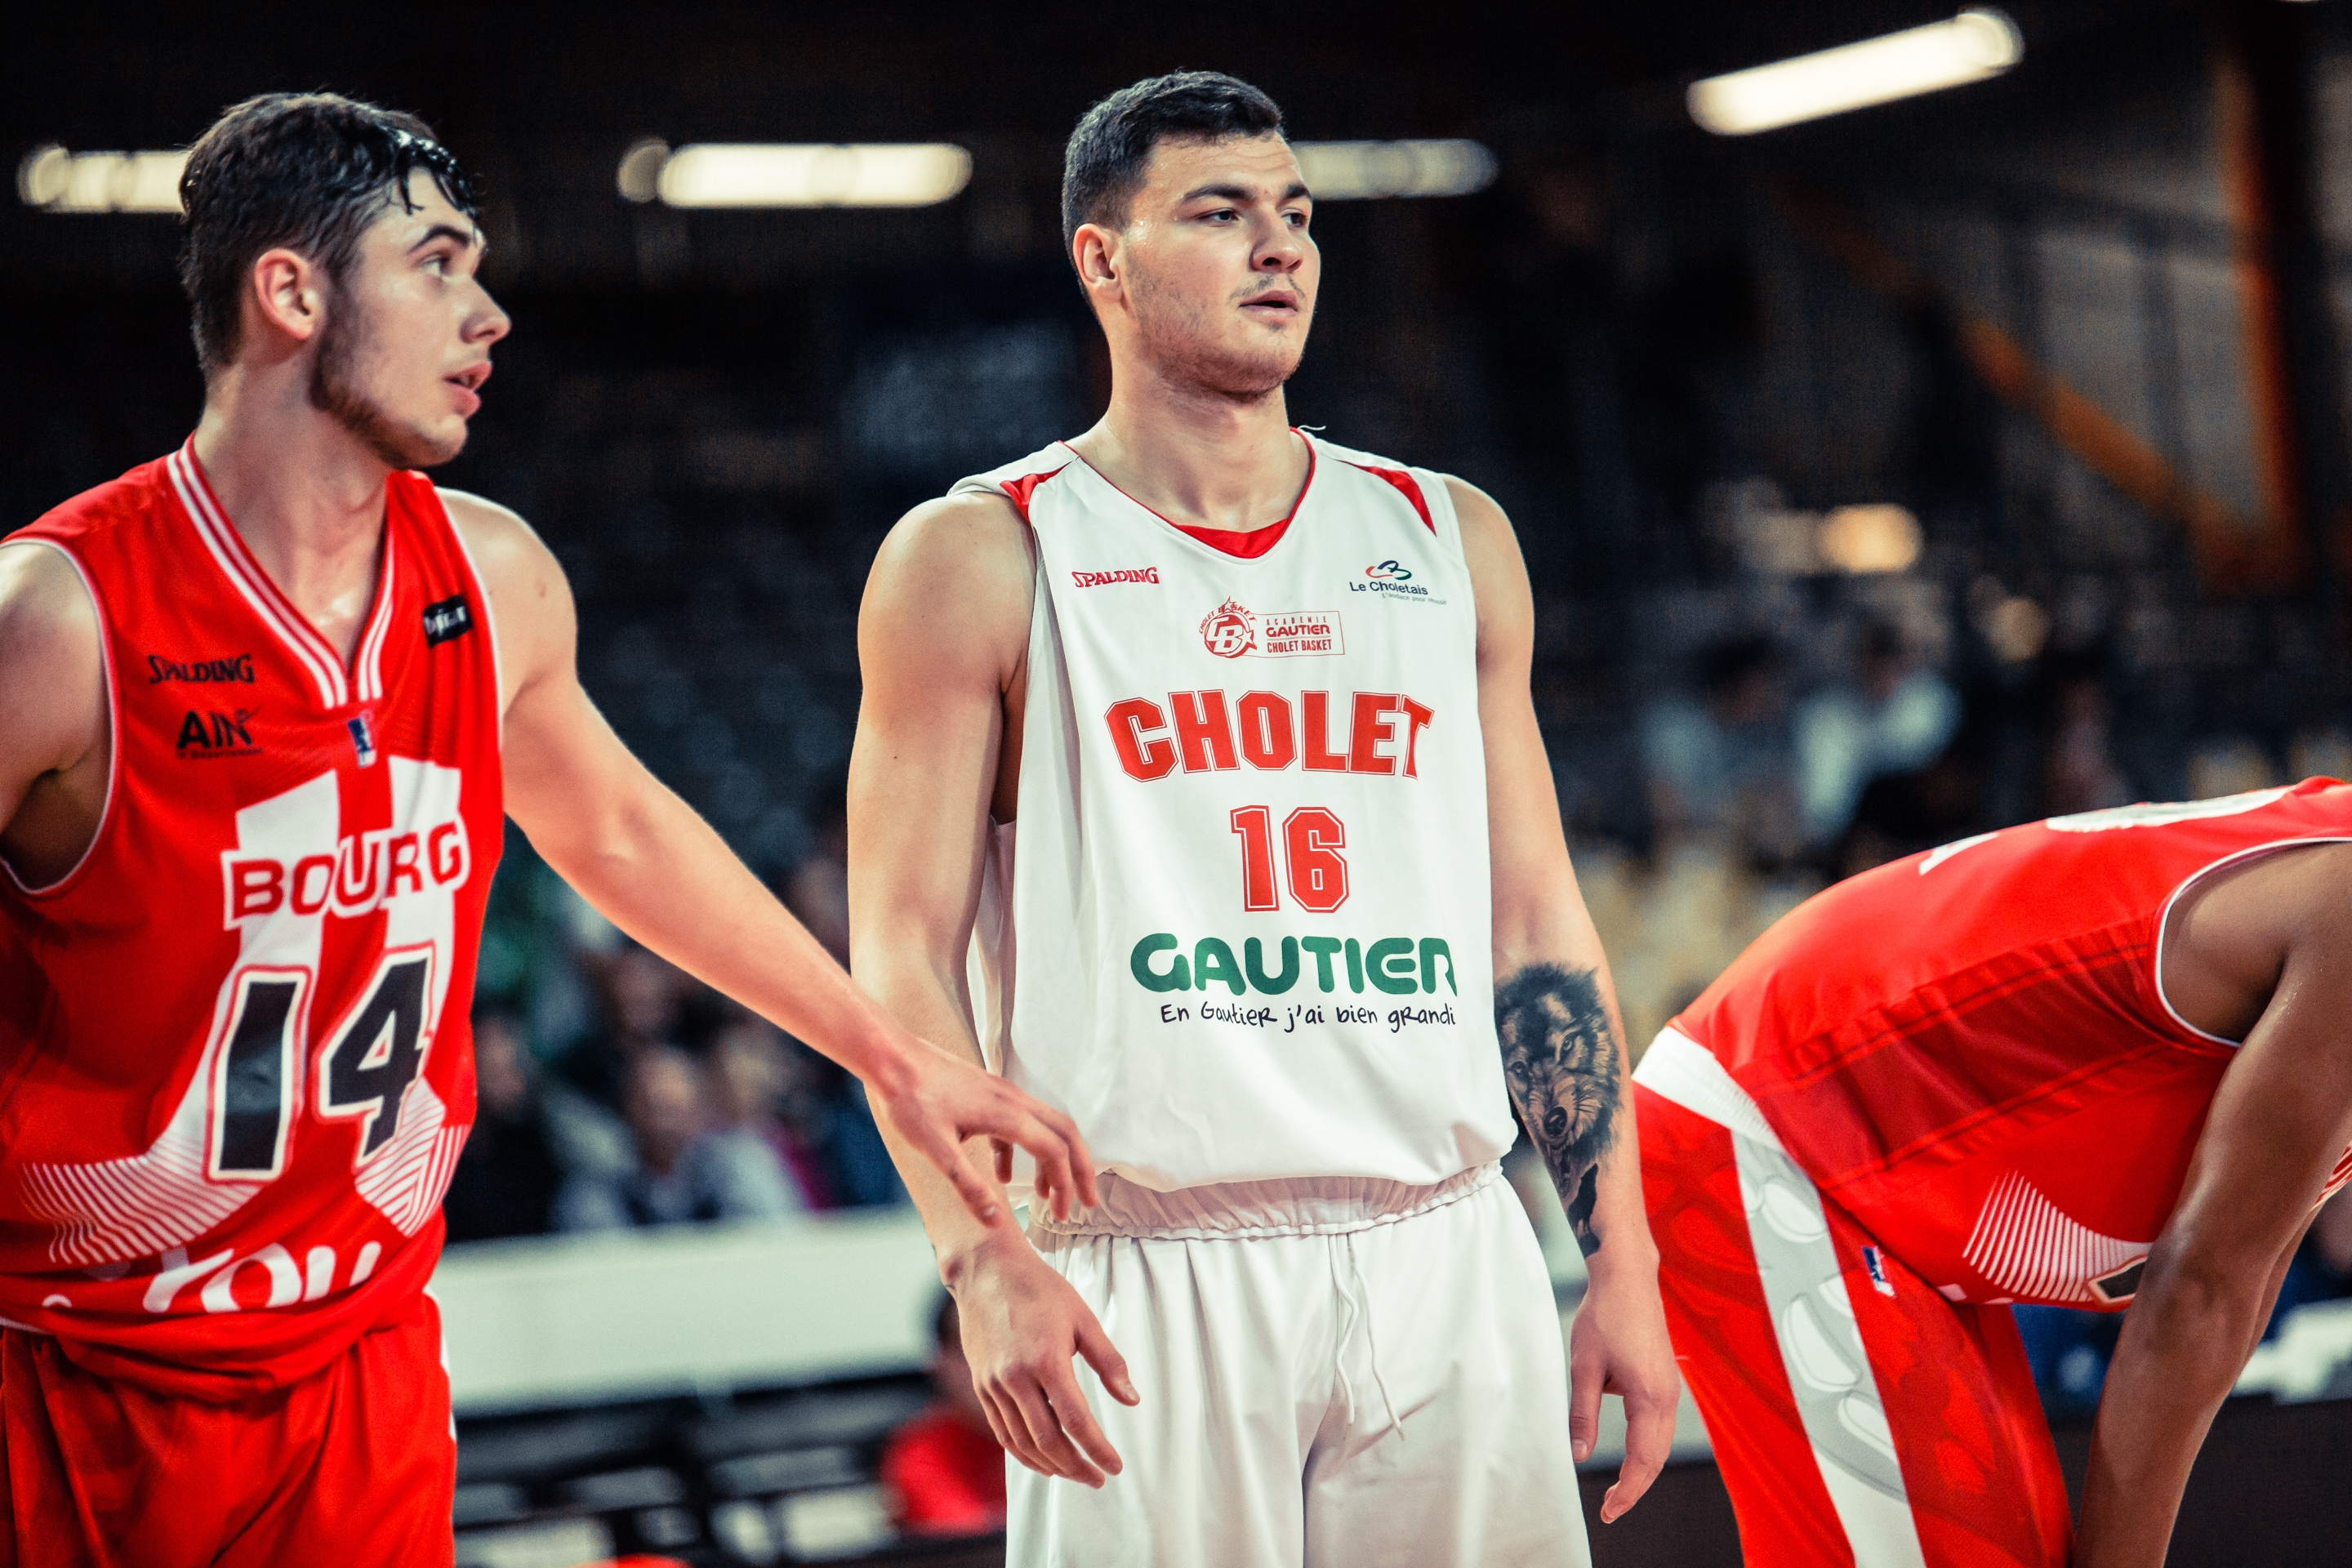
207, 948, 438, 1182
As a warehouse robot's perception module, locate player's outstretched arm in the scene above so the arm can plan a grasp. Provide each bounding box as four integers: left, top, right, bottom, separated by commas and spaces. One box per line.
849, 492, 1138, 1489
1452, 478, 1679, 1526
439, 490, 1095, 1231
0, 543, 106, 889
2078, 844, 2352, 1568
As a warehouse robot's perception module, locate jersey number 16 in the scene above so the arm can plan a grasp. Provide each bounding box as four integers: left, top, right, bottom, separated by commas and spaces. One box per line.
1230, 805, 1349, 913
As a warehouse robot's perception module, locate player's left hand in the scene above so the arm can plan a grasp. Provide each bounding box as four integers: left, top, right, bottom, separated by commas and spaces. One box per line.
1567, 1258, 1681, 1523
871, 1036, 1100, 1227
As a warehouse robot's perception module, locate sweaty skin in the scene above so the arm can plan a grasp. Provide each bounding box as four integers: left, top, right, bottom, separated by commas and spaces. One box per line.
849, 129, 1677, 1521
2072, 841, 2352, 1567
0, 168, 1097, 1236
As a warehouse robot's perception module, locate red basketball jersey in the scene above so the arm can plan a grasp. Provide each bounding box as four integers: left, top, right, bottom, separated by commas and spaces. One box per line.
1669, 778, 2352, 1308
0, 437, 501, 1396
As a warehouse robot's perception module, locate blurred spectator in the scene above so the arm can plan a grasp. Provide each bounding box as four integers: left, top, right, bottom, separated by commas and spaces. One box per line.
2013, 1303, 2121, 1420
826, 1084, 911, 1209
2016, 1187, 2352, 1419
558, 941, 716, 1111
2038, 644, 2132, 817
2185, 736, 2281, 801
773, 782, 909, 1209
1575, 840, 1815, 1061
880, 1294, 1006, 1538
555, 1044, 803, 1230
443, 1011, 570, 1243
785, 778, 852, 968
1795, 620, 1960, 844
1642, 633, 1800, 860
2267, 1184, 2352, 1325
2288, 725, 2352, 782
1829, 716, 1989, 881
707, 1017, 841, 1210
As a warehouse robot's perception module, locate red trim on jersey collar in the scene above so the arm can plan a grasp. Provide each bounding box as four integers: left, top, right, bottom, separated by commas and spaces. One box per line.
1058, 433, 1316, 561
165, 438, 399, 711
1342, 460, 1436, 533
996, 464, 1071, 523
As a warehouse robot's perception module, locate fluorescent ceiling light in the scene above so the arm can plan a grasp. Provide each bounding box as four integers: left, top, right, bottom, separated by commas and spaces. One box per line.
625, 142, 972, 208
19, 145, 187, 213
1292, 140, 1496, 200
1689, 8, 2023, 136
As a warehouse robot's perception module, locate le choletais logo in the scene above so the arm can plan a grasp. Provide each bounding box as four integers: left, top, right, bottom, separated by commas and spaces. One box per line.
1353, 559, 1437, 602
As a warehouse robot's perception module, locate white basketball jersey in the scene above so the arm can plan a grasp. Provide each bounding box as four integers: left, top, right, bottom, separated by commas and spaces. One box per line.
955, 433, 1517, 1192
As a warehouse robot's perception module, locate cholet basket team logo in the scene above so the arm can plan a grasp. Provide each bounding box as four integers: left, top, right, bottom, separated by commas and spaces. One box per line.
1200, 599, 1258, 658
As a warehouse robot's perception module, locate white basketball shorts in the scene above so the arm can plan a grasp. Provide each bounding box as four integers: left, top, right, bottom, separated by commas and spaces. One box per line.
1006, 1161, 1590, 1568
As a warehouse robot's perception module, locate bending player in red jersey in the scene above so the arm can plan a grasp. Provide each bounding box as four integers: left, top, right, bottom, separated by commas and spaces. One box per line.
1633, 779, 2352, 1568
0, 93, 1094, 1568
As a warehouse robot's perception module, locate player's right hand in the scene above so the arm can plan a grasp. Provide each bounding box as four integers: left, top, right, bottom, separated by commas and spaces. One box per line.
873, 1036, 1099, 1227
950, 1232, 1140, 1487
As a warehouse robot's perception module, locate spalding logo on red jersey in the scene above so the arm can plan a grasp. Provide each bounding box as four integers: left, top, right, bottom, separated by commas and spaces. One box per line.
220, 808, 470, 926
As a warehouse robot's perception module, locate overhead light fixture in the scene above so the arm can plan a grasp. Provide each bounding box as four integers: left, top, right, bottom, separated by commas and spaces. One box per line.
19, 145, 187, 213
1292, 140, 1496, 200
619, 141, 972, 208
1688, 9, 2024, 136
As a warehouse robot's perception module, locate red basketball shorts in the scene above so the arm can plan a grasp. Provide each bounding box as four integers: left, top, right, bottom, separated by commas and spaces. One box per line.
0, 1292, 454, 1568
1636, 1076, 2073, 1567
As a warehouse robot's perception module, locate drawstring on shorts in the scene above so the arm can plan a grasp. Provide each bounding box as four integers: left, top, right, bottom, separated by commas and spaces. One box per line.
1326, 1230, 1403, 1446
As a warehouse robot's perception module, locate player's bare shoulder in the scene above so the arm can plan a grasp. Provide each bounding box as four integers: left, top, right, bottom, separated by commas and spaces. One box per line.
860, 489, 1034, 687
434, 486, 559, 597
0, 540, 109, 880
0, 541, 106, 779
1437, 475, 1534, 662
434, 486, 574, 705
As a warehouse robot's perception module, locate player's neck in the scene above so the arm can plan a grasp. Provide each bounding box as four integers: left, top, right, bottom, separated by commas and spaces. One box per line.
190, 376, 391, 666
1069, 368, 1305, 535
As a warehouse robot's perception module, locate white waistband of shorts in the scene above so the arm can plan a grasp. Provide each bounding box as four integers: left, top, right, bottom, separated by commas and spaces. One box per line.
1633, 1027, 1788, 1156
1029, 1161, 1503, 1241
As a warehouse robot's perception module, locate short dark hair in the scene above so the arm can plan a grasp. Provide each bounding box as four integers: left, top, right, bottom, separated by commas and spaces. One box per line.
177, 91, 480, 375
1060, 71, 1285, 261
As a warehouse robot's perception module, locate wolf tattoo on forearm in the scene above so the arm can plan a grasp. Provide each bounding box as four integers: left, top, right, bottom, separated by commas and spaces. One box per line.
1495, 964, 1623, 1257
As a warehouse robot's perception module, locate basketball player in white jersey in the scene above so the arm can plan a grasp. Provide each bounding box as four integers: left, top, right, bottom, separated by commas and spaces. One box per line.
851, 73, 1677, 1565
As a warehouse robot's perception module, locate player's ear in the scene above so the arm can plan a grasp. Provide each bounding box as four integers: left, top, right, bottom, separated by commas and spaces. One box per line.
1072, 223, 1125, 308
246, 247, 327, 351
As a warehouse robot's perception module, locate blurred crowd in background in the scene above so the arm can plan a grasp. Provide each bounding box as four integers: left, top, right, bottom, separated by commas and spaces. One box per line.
444, 784, 908, 1245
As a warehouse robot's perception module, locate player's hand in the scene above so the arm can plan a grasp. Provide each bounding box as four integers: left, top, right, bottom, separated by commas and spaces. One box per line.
951, 1231, 1141, 1486
1568, 1258, 1681, 1523
870, 1036, 1098, 1228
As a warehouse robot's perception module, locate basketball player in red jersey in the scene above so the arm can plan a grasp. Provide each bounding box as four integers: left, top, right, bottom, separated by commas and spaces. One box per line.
1633, 780, 2352, 1567
0, 93, 1093, 1567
